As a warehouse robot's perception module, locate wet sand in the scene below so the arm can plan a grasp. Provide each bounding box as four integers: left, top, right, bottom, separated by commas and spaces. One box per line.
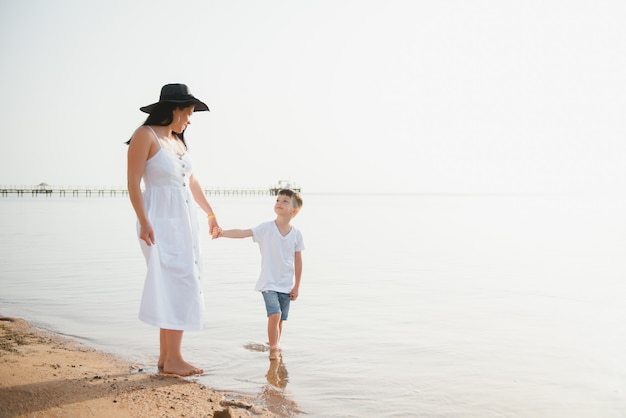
0, 316, 281, 417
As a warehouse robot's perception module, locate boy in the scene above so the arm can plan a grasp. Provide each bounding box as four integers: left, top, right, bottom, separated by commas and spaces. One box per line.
215, 189, 304, 360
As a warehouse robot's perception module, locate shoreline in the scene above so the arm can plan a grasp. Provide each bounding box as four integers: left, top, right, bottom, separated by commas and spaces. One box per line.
0, 315, 281, 417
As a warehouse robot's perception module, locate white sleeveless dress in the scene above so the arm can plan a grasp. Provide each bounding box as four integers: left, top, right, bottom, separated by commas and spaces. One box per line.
137, 127, 204, 331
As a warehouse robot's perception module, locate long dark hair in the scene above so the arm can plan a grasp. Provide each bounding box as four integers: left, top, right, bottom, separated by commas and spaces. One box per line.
125, 101, 195, 146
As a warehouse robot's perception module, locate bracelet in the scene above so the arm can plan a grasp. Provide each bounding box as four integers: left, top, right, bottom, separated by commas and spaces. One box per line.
207, 214, 216, 219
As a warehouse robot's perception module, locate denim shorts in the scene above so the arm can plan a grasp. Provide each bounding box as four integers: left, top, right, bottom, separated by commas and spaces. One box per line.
262, 290, 291, 321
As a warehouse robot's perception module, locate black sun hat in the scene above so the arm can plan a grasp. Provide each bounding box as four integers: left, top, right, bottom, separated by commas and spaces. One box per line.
140, 83, 209, 113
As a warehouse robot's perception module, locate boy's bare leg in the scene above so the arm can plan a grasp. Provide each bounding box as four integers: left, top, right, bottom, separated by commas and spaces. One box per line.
267, 314, 281, 347
268, 314, 282, 360
161, 329, 204, 376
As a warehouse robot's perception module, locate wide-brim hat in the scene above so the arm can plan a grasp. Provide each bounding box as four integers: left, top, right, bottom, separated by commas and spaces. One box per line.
140, 83, 209, 113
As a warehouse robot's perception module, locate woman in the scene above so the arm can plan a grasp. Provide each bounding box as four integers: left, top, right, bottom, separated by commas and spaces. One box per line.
127, 83, 219, 376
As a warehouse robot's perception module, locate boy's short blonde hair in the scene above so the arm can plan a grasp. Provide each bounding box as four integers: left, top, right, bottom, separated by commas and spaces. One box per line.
278, 189, 303, 209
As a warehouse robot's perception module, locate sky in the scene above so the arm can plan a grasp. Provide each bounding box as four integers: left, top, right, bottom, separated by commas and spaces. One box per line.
0, 0, 624, 194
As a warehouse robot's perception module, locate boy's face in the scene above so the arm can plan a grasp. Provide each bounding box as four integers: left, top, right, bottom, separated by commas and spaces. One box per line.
274, 194, 298, 217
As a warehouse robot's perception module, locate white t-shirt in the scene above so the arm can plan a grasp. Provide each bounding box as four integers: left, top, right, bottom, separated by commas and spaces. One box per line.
252, 221, 305, 293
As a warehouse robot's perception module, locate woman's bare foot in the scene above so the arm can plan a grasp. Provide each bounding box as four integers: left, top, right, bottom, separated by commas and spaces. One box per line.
162, 359, 203, 376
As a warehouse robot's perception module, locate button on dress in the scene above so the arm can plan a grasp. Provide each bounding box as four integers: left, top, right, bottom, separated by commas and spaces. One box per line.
137, 127, 204, 331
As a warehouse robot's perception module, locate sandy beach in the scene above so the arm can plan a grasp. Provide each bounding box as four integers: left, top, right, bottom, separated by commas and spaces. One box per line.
0, 316, 282, 418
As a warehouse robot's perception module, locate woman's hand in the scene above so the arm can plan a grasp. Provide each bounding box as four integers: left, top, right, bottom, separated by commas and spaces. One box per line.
208, 216, 221, 239
210, 226, 223, 239
139, 222, 156, 246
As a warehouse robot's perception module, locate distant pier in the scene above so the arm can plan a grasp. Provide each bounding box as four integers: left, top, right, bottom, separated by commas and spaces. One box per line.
0, 185, 298, 198
0, 186, 130, 197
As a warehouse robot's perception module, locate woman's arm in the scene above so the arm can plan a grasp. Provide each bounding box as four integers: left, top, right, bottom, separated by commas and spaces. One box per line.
127, 127, 155, 245
189, 174, 220, 235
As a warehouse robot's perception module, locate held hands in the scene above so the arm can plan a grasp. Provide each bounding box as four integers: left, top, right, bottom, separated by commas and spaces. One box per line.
210, 226, 223, 239
208, 214, 222, 239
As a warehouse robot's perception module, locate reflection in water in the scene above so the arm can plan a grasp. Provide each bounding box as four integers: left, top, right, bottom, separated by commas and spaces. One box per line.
243, 343, 301, 416
261, 357, 301, 417
243, 342, 267, 353
266, 357, 288, 389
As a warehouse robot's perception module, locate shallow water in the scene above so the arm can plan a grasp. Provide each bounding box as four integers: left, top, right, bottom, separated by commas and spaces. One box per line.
1, 193, 625, 417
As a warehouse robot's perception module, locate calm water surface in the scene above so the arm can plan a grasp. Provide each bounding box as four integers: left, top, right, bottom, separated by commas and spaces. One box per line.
1, 193, 625, 417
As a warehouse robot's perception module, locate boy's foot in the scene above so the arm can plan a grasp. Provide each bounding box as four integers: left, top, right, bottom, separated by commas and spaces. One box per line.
269, 347, 281, 360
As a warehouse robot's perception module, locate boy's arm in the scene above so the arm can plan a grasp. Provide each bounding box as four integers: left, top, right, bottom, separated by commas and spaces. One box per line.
290, 251, 303, 301
219, 229, 253, 239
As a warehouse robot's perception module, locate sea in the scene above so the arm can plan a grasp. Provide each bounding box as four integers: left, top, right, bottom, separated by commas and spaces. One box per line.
0, 192, 625, 417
